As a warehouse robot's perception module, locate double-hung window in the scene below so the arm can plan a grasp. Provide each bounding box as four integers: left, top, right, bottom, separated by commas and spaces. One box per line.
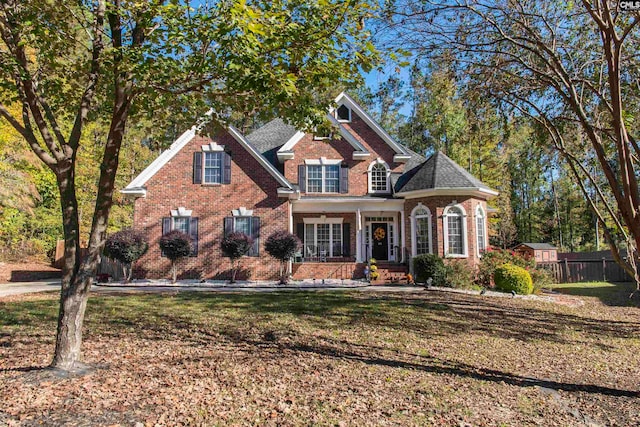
444, 205, 467, 257
476, 206, 487, 255
223, 214, 260, 256
307, 164, 340, 193
204, 152, 222, 184
162, 208, 199, 256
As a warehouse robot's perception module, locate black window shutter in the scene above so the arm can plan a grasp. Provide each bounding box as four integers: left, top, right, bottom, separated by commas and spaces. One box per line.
161, 217, 171, 257
222, 152, 232, 184
298, 164, 306, 192
340, 165, 349, 194
249, 217, 260, 256
342, 223, 351, 257
296, 223, 304, 243
189, 217, 199, 257
223, 217, 233, 237
193, 152, 202, 184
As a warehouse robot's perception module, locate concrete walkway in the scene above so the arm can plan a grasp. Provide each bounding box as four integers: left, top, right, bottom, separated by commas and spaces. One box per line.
0, 280, 580, 307
0, 279, 423, 297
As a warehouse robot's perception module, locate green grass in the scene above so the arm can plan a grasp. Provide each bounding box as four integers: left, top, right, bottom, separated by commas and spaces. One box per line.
549, 281, 638, 305
1, 290, 639, 426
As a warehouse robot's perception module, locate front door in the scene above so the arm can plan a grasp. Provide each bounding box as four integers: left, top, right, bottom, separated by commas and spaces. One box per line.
371, 223, 388, 261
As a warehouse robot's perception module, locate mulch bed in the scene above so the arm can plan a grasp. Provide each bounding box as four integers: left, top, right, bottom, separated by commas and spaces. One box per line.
0, 262, 61, 282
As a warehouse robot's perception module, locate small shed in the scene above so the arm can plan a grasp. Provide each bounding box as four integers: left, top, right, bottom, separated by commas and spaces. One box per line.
513, 243, 558, 263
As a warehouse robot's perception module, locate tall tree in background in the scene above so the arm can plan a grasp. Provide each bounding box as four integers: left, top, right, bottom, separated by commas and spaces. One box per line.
383, 0, 640, 291
0, 0, 378, 370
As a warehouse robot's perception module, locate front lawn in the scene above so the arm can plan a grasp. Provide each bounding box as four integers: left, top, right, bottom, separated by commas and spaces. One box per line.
1, 290, 638, 426
549, 281, 638, 306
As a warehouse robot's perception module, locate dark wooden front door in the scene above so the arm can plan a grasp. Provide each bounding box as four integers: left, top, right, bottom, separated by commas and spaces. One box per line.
371, 223, 388, 261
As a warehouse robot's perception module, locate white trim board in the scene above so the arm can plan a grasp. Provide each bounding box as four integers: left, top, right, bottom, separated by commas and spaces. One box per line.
122, 121, 294, 197
124, 127, 196, 192
333, 92, 409, 157
395, 187, 499, 199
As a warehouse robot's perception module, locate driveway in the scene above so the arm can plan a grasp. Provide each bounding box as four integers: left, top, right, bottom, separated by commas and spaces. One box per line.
0, 280, 61, 297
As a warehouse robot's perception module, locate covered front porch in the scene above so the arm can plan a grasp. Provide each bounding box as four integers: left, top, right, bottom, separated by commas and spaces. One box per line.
289, 197, 408, 264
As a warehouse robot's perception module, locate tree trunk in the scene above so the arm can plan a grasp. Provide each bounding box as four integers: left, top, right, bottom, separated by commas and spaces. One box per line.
230, 260, 237, 283
171, 262, 177, 283
51, 163, 90, 370
51, 281, 90, 370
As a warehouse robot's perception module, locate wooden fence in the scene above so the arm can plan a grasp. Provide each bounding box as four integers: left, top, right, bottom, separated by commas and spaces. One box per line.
98, 256, 124, 281
538, 259, 630, 283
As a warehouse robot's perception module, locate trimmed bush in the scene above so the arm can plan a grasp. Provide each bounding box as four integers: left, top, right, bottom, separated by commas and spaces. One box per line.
265, 231, 301, 284
104, 228, 149, 283
413, 254, 448, 286
159, 231, 192, 283
494, 263, 533, 295
221, 232, 253, 283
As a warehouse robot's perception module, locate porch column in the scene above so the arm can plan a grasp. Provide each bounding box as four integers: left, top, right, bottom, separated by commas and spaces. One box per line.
355, 208, 362, 262
400, 210, 406, 263
287, 201, 294, 275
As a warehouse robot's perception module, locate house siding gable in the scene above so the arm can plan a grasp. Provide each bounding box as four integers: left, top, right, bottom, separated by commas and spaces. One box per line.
284, 110, 404, 196
134, 131, 288, 280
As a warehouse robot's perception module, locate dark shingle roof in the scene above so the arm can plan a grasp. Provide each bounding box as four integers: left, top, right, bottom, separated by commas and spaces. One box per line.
396, 151, 493, 193
246, 118, 298, 167
515, 243, 557, 250
392, 147, 426, 192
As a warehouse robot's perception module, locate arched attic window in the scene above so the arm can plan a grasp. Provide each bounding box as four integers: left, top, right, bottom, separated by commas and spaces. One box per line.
368, 160, 390, 194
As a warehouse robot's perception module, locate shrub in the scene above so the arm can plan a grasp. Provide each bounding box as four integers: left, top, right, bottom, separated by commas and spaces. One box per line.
265, 231, 301, 284
445, 260, 475, 289
413, 254, 448, 286
104, 229, 149, 283
478, 249, 535, 288
494, 263, 533, 295
221, 232, 253, 283
159, 230, 192, 283
530, 268, 554, 293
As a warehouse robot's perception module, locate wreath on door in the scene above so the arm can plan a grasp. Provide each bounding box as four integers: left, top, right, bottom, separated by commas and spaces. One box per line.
373, 227, 386, 241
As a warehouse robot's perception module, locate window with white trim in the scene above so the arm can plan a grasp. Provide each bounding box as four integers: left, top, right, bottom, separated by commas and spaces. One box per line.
307, 164, 340, 193
304, 220, 343, 257
162, 207, 199, 257
173, 217, 190, 234
411, 206, 432, 256
223, 212, 260, 257
476, 206, 487, 255
204, 152, 222, 184
445, 206, 466, 256
368, 160, 390, 193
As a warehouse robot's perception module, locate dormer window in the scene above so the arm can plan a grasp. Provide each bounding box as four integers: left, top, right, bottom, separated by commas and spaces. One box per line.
336, 105, 351, 122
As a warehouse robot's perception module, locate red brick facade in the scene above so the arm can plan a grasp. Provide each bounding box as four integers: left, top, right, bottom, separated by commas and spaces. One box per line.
284, 112, 403, 196
403, 197, 488, 266
129, 99, 494, 281
133, 131, 289, 280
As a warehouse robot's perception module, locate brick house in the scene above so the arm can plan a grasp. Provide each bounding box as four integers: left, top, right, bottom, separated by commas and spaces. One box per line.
123, 93, 498, 280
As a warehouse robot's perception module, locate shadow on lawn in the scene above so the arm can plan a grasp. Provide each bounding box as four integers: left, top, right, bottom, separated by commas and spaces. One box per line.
75, 291, 640, 356
292, 341, 640, 398
211, 329, 640, 398
166, 291, 640, 344
551, 282, 639, 307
